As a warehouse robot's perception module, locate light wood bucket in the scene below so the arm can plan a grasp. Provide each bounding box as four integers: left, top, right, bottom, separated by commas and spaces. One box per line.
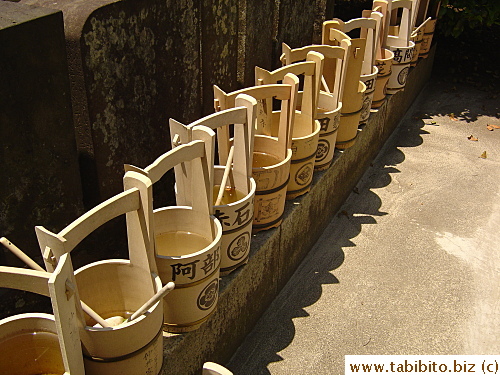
280, 44, 346, 170
125, 139, 223, 332
410, 26, 425, 66
328, 16, 381, 125
36, 186, 165, 374
336, 80, 367, 149
359, 65, 379, 124
170, 95, 258, 276
255, 52, 323, 199
153, 206, 222, 332
213, 75, 299, 232
386, 39, 415, 94
252, 135, 292, 231
385, 0, 415, 94
322, 23, 366, 149
268, 111, 320, 198
0, 252, 85, 374
419, 18, 436, 59
372, 48, 394, 108
75, 261, 164, 372
0, 313, 66, 375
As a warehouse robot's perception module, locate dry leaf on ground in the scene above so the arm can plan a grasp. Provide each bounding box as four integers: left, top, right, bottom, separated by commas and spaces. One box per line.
486, 124, 500, 131
449, 113, 458, 121
468, 135, 478, 141
480, 151, 487, 159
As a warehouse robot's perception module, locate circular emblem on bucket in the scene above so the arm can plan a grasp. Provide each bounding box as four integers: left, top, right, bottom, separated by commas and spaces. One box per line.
197, 278, 218, 311
228, 232, 250, 261
398, 67, 409, 85
315, 140, 330, 163
295, 163, 313, 186
361, 95, 372, 121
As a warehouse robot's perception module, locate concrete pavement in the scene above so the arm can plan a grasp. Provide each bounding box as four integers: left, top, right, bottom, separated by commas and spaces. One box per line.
227, 78, 500, 374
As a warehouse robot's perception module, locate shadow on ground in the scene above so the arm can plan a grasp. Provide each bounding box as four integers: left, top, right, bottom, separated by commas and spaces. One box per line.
226, 75, 499, 374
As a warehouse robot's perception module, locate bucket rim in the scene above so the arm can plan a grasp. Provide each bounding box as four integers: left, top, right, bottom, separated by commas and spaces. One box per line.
152, 207, 223, 260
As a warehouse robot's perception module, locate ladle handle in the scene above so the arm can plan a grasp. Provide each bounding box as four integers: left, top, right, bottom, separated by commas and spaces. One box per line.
0, 237, 111, 328
215, 145, 235, 206
0, 237, 45, 271
129, 281, 175, 321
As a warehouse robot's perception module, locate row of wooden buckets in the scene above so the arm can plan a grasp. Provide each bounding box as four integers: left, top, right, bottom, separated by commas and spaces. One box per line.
0, 0, 440, 373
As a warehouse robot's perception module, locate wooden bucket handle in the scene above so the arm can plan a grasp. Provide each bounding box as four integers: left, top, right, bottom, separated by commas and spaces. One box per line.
389, 0, 413, 46
323, 22, 364, 111
35, 188, 151, 273
255, 52, 323, 128
362, 10, 384, 64
340, 17, 379, 74
36, 187, 159, 298
373, 0, 391, 53
213, 77, 298, 160
280, 43, 347, 108
186, 94, 257, 185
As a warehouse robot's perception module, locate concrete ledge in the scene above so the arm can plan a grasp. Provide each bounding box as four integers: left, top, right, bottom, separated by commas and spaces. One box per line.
160, 48, 436, 375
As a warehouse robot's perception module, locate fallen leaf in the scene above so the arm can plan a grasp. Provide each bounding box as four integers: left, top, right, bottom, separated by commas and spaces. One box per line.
468, 135, 478, 141
480, 151, 487, 159
487, 124, 500, 131
449, 113, 458, 121
427, 120, 438, 125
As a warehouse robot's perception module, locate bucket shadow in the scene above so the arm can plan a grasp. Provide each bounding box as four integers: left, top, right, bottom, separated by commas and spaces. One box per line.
226, 89, 434, 374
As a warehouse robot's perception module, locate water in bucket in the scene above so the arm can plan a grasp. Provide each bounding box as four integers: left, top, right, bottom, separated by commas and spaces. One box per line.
156, 231, 211, 257
252, 152, 281, 169
0, 330, 65, 375
212, 186, 246, 205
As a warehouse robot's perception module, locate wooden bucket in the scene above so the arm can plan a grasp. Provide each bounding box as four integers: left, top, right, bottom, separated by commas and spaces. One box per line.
386, 39, 415, 94
124, 139, 222, 332
336, 80, 366, 149
386, 0, 416, 94
152, 206, 221, 332
371, 1, 394, 108
329, 16, 380, 124
255, 52, 323, 199
419, 0, 440, 59
0, 252, 85, 374
0, 313, 66, 375
322, 23, 366, 148
213, 74, 298, 231
280, 43, 346, 170
410, 20, 426, 66
35, 186, 165, 374
419, 18, 436, 59
169, 95, 257, 275
372, 49, 394, 108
